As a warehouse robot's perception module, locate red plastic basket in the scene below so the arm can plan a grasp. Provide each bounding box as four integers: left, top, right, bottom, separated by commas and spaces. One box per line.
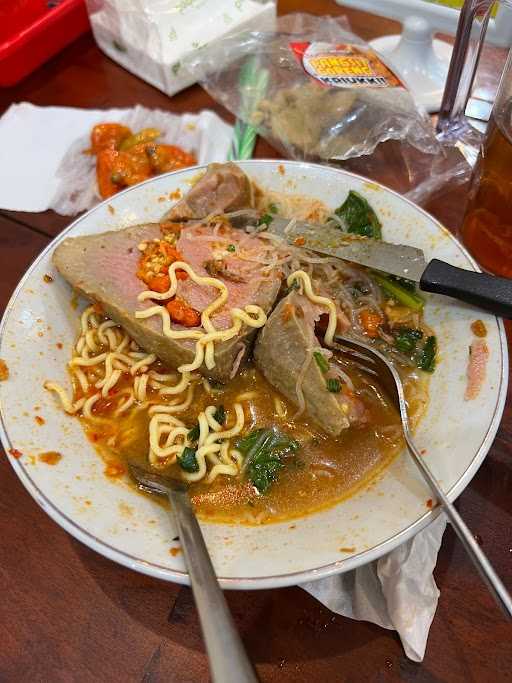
0, 0, 90, 87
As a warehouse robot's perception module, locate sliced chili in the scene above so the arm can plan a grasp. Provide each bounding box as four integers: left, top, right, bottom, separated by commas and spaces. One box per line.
166, 299, 201, 327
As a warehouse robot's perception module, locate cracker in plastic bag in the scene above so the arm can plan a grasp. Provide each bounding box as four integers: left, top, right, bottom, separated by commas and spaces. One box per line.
187, 13, 439, 161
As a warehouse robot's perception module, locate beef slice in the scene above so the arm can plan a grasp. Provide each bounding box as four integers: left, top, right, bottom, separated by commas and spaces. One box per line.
254, 291, 350, 436
175, 223, 277, 330
163, 162, 252, 221
53, 223, 280, 382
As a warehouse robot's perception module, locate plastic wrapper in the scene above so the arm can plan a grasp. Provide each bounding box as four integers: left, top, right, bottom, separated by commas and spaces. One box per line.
405, 156, 472, 206
187, 13, 439, 162
403, 123, 482, 215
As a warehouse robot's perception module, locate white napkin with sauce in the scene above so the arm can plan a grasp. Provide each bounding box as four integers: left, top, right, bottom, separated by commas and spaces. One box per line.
0, 102, 232, 214
300, 513, 447, 661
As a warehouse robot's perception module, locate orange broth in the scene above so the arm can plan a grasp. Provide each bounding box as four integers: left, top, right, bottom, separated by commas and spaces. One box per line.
79, 363, 426, 525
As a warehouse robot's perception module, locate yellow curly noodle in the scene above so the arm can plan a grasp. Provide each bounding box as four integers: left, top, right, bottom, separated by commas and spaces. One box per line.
147, 400, 245, 483
287, 269, 337, 346
135, 261, 267, 372
44, 301, 254, 485
273, 396, 287, 418
45, 305, 192, 414
185, 403, 245, 484
285, 270, 338, 418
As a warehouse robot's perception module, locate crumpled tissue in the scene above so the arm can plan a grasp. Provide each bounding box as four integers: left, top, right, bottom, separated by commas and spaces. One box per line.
301, 513, 447, 661
0, 102, 233, 215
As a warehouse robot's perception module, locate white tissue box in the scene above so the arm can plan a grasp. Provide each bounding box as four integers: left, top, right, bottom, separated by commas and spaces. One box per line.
85, 0, 276, 97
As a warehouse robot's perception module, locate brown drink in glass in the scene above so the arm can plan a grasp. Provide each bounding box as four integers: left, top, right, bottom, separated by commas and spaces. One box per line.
461, 100, 512, 277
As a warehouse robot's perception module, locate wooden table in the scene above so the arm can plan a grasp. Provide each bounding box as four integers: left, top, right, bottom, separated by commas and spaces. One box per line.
1, 2, 511, 681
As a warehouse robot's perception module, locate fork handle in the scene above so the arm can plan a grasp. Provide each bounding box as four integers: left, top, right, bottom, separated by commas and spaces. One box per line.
167, 489, 259, 683
403, 431, 512, 619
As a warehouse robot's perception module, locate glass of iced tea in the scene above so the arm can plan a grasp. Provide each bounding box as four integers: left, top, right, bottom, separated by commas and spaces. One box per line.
460, 50, 512, 277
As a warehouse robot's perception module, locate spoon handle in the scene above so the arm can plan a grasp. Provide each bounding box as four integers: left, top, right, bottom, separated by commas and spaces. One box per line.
403, 431, 512, 619
167, 488, 259, 683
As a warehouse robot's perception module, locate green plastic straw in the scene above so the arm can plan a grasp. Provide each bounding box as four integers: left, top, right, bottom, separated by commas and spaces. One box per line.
228, 56, 269, 161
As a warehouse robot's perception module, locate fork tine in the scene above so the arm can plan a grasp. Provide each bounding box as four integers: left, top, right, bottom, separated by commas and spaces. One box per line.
333, 335, 406, 418
336, 337, 374, 363
337, 347, 377, 365
336, 354, 380, 377
332, 340, 379, 376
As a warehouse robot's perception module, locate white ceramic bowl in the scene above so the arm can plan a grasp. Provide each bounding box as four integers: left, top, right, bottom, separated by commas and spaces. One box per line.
0, 160, 507, 589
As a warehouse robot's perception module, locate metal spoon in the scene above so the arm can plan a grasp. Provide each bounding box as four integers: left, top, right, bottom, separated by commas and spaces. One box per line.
129, 464, 259, 683
333, 335, 512, 619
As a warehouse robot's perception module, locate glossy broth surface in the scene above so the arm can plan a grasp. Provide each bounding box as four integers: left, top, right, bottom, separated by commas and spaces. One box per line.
83, 365, 425, 524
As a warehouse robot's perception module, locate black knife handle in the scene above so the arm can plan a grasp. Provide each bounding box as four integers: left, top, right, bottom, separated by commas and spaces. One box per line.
420, 259, 512, 318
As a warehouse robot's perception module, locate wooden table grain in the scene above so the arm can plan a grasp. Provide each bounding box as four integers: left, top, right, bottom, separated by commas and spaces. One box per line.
1, 2, 511, 681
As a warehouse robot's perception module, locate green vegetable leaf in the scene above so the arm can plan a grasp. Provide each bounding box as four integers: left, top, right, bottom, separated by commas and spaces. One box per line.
326, 378, 341, 393
213, 405, 226, 425
394, 328, 423, 354
313, 351, 329, 373
388, 275, 417, 292
372, 272, 424, 312
178, 446, 199, 473
227, 244, 236, 253
187, 423, 200, 442
268, 203, 278, 214
417, 336, 437, 373
237, 427, 299, 494
258, 213, 274, 227
335, 191, 382, 239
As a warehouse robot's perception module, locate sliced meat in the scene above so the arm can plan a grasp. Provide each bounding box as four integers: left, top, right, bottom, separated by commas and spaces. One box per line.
464, 338, 489, 401
164, 162, 252, 221
53, 223, 281, 382
255, 291, 358, 437
176, 223, 277, 330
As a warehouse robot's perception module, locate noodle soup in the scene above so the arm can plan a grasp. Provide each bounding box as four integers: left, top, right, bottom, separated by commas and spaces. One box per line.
45, 163, 435, 525
81, 362, 426, 524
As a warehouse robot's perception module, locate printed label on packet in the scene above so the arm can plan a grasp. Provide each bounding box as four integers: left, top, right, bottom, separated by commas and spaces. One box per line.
290, 41, 403, 89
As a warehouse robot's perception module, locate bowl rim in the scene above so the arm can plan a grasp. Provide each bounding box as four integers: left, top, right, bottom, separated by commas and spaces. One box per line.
0, 159, 508, 589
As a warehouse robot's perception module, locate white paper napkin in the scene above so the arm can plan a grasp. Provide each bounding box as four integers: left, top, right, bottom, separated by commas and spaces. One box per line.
301, 513, 447, 661
0, 103, 233, 214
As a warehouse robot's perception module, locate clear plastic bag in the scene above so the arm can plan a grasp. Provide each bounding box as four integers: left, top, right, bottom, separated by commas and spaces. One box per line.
187, 13, 439, 162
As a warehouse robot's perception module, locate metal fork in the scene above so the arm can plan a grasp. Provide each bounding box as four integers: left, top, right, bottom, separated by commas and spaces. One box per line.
129, 464, 259, 683
333, 336, 512, 619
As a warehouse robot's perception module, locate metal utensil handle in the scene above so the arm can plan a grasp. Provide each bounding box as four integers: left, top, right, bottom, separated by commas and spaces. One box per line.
168, 489, 259, 683
420, 259, 512, 318
437, 0, 494, 131
403, 430, 512, 619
